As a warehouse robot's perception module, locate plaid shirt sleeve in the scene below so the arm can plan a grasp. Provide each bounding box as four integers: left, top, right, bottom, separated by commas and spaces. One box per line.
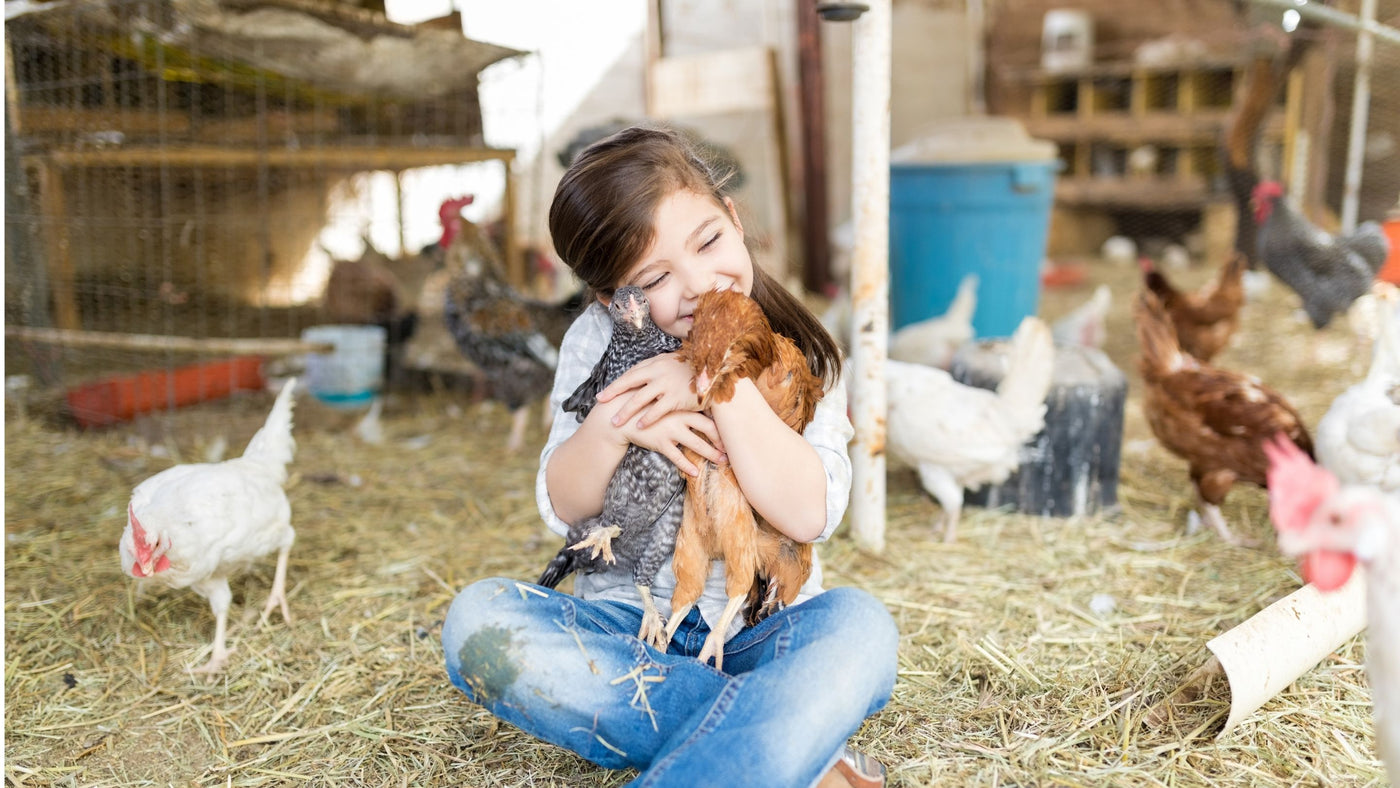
536, 303, 611, 538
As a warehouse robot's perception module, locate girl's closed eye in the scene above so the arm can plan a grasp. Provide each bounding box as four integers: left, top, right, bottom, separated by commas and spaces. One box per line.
642, 272, 669, 290
699, 231, 721, 251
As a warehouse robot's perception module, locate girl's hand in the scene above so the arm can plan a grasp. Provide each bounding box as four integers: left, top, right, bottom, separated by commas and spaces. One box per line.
589, 392, 725, 476
596, 353, 700, 430
621, 411, 727, 477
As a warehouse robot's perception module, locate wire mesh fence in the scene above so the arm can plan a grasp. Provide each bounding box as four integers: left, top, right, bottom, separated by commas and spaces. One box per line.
4, 0, 527, 424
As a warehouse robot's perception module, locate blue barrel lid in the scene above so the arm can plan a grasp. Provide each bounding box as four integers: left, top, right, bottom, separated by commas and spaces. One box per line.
891, 117, 1057, 165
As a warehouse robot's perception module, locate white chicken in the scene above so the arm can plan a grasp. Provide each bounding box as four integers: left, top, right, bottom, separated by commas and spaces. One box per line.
118, 378, 298, 674
1316, 298, 1400, 494
886, 316, 1055, 541
889, 273, 979, 369
1267, 435, 1400, 784
1051, 284, 1112, 349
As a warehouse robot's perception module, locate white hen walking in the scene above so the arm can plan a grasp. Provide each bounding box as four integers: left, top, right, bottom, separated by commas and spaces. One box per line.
118, 378, 298, 673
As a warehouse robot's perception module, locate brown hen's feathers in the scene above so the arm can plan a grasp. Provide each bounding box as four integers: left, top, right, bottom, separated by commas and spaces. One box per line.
1143, 252, 1246, 362
672, 289, 824, 639
1135, 291, 1313, 506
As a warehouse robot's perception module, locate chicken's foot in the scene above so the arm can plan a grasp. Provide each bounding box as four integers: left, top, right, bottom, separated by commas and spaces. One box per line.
917, 463, 965, 543
506, 407, 530, 454
635, 585, 667, 648
192, 580, 234, 674
662, 604, 694, 648
696, 594, 748, 672
570, 525, 623, 563
260, 543, 293, 625
1197, 503, 1260, 547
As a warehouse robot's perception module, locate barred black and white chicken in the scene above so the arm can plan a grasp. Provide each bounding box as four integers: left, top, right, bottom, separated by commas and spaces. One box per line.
536, 286, 683, 646
1253, 181, 1391, 329
440, 196, 584, 452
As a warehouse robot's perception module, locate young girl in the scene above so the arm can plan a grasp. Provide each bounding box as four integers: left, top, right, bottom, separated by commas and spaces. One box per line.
441, 125, 898, 788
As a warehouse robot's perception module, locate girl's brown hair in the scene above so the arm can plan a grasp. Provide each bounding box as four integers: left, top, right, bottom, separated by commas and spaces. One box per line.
549, 124, 841, 385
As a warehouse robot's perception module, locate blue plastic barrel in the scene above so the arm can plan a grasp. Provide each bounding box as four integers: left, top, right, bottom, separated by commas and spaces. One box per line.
888, 119, 1058, 338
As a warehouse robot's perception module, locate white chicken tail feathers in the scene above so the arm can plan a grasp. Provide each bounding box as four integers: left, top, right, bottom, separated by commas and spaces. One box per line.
242, 377, 297, 481
947, 274, 979, 324
994, 317, 1055, 436
1368, 298, 1400, 383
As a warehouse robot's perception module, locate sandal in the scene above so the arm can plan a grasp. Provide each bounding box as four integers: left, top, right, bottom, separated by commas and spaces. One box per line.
833, 746, 886, 788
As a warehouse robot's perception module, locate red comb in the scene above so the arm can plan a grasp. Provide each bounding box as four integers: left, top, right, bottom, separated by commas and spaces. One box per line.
1264, 434, 1337, 534
438, 195, 475, 249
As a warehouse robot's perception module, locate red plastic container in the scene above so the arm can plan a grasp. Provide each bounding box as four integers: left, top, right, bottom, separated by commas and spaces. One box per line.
65, 356, 266, 428
1379, 218, 1400, 286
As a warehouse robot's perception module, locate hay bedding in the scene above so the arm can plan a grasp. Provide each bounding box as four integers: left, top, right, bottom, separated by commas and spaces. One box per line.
4, 260, 1388, 787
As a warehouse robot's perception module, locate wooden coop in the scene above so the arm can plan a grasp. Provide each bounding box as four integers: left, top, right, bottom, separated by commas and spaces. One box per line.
4, 0, 524, 393
983, 0, 1347, 261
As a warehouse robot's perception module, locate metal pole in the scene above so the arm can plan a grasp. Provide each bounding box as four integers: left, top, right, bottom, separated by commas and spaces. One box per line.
1340, 0, 1375, 232
849, 0, 891, 552
1244, 0, 1400, 48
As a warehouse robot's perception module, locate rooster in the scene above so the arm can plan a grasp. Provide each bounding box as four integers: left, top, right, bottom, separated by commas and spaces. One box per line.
1253, 181, 1391, 329
1266, 435, 1400, 784
889, 273, 978, 369
663, 289, 824, 669
1316, 297, 1400, 494
1135, 291, 1313, 544
1140, 251, 1247, 362
536, 286, 684, 646
118, 378, 298, 674
440, 196, 585, 452
885, 316, 1054, 542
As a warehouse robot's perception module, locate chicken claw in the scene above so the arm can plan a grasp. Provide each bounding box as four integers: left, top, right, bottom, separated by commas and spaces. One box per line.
569, 525, 623, 563
1197, 503, 1260, 547
635, 585, 668, 648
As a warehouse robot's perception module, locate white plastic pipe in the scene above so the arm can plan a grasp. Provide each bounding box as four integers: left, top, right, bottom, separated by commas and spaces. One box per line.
1340, 0, 1376, 233
849, 0, 891, 552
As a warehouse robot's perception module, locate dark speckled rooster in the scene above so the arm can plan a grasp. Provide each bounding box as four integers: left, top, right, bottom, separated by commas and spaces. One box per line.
1254, 181, 1390, 329
440, 196, 584, 452
536, 286, 684, 646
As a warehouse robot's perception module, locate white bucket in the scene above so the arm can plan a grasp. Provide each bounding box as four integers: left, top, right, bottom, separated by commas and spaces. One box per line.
302, 324, 385, 409
1042, 10, 1093, 73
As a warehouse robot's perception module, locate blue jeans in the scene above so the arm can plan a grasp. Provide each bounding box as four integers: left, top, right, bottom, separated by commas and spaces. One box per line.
442, 578, 898, 788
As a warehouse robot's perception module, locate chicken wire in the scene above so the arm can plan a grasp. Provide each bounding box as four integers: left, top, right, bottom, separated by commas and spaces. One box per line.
3, 0, 521, 415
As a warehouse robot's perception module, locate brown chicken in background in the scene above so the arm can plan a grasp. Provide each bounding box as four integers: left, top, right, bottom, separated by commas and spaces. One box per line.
1135, 290, 1313, 545
1140, 251, 1246, 362
663, 289, 824, 669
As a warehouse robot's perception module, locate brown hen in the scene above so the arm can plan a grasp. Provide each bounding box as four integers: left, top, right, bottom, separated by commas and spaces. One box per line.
1140, 251, 1246, 362
664, 289, 824, 669
1135, 290, 1313, 545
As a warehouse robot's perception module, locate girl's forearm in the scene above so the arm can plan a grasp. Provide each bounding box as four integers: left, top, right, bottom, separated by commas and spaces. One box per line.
545, 410, 628, 525
710, 378, 827, 542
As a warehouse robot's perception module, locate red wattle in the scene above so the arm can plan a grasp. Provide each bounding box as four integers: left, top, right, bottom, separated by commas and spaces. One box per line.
1301, 550, 1357, 591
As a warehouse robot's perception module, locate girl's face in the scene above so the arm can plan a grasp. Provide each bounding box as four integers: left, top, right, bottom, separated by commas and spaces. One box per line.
610, 189, 754, 339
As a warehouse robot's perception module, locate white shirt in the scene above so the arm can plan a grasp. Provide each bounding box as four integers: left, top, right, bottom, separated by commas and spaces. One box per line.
535, 302, 854, 642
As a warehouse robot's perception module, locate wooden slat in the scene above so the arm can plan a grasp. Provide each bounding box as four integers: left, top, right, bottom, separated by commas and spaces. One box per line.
5, 325, 333, 356
649, 47, 776, 118
27, 145, 514, 170
1026, 111, 1284, 144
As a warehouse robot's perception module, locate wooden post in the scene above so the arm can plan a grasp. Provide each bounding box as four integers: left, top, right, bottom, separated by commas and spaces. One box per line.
797, 0, 830, 294
848, 0, 891, 553
34, 161, 80, 331
502, 158, 521, 288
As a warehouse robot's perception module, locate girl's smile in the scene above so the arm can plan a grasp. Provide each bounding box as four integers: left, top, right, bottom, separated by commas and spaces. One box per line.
612, 189, 755, 338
